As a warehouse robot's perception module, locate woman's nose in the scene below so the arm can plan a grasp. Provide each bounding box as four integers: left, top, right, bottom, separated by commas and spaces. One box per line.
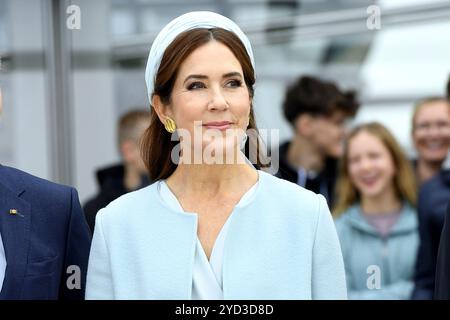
207, 86, 228, 111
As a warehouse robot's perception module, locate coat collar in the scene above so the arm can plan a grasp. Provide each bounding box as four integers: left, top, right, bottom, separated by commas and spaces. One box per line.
346, 202, 417, 237
136, 168, 265, 299
0, 165, 32, 299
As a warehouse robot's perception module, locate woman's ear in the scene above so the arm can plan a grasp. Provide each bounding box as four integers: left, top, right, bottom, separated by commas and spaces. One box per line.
151, 94, 172, 124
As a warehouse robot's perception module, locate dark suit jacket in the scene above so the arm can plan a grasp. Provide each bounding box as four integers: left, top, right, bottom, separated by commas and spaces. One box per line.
435, 200, 450, 299
412, 169, 450, 299
0, 165, 91, 299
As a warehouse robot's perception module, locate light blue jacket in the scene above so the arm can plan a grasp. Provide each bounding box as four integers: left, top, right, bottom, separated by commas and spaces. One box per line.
86, 170, 347, 299
334, 203, 419, 300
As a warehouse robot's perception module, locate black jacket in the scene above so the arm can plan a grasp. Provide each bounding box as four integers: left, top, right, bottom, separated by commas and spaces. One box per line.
411, 169, 450, 299
0, 165, 91, 299
435, 199, 450, 299
275, 141, 338, 208
83, 164, 150, 233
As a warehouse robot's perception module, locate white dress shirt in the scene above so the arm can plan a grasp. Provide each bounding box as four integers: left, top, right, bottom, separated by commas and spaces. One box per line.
0, 232, 6, 292
157, 178, 258, 299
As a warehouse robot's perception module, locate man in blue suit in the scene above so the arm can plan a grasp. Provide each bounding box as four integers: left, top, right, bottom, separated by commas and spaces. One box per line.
434, 75, 450, 300
0, 165, 92, 299
435, 199, 450, 299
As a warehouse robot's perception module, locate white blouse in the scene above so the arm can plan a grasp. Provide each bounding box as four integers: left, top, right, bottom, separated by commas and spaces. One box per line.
157, 178, 259, 300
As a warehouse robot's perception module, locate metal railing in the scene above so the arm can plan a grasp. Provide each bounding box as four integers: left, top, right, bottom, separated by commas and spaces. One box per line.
111, 1, 450, 58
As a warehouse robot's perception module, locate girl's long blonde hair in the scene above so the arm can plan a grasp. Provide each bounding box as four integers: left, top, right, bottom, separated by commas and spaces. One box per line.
333, 122, 417, 216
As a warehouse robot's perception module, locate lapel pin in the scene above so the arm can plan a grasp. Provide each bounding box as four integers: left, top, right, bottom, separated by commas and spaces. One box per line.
9, 208, 24, 217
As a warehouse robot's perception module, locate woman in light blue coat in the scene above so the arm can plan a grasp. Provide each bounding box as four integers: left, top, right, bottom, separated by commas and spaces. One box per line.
333, 122, 419, 299
85, 11, 347, 300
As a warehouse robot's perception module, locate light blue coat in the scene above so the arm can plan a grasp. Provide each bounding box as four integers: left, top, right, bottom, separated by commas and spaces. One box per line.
86, 170, 347, 299
334, 203, 419, 300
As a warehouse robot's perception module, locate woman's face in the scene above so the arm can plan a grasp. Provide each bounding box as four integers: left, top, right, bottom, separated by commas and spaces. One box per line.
348, 131, 396, 199
413, 100, 450, 164
158, 41, 251, 163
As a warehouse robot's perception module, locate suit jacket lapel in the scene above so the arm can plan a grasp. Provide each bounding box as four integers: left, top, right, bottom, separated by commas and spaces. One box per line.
0, 177, 31, 299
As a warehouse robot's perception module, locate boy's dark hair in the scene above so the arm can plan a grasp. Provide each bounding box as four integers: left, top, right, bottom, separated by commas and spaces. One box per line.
283, 75, 359, 127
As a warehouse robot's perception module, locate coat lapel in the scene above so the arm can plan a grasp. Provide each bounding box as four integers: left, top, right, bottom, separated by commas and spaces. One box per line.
0, 173, 31, 299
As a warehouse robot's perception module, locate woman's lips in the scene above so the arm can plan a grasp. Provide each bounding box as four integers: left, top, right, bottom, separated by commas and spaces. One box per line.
203, 121, 233, 131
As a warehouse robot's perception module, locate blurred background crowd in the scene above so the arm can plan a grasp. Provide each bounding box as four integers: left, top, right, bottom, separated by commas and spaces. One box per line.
1, 0, 450, 299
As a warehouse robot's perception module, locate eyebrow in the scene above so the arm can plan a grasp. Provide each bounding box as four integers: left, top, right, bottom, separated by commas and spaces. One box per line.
183, 72, 243, 84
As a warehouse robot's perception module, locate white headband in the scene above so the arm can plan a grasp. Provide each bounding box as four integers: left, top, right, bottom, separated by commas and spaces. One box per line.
144, 11, 255, 105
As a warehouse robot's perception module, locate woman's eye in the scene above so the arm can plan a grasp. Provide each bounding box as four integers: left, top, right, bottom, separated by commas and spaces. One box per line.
187, 82, 206, 90
226, 79, 242, 87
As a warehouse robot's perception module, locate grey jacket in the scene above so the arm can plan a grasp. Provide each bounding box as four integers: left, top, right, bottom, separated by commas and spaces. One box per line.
334, 203, 419, 299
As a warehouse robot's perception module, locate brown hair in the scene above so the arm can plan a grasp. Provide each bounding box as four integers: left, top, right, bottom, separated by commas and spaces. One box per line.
141, 28, 268, 181
333, 122, 417, 216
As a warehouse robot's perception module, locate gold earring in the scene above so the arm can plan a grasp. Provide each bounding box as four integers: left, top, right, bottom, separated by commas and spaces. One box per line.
164, 118, 176, 133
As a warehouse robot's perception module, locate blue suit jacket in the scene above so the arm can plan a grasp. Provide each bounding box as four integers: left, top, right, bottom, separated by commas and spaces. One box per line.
412, 170, 450, 299
435, 199, 450, 299
0, 165, 91, 299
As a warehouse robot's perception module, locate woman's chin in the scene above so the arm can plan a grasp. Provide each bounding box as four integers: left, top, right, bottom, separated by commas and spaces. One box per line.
196, 141, 242, 164
359, 187, 385, 200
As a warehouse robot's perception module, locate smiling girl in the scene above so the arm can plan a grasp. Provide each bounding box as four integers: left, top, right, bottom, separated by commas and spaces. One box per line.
333, 122, 418, 299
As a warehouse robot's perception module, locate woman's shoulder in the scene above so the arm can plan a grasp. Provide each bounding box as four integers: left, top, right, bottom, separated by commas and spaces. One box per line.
402, 201, 417, 214
259, 169, 325, 205
96, 182, 160, 223
258, 170, 331, 227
